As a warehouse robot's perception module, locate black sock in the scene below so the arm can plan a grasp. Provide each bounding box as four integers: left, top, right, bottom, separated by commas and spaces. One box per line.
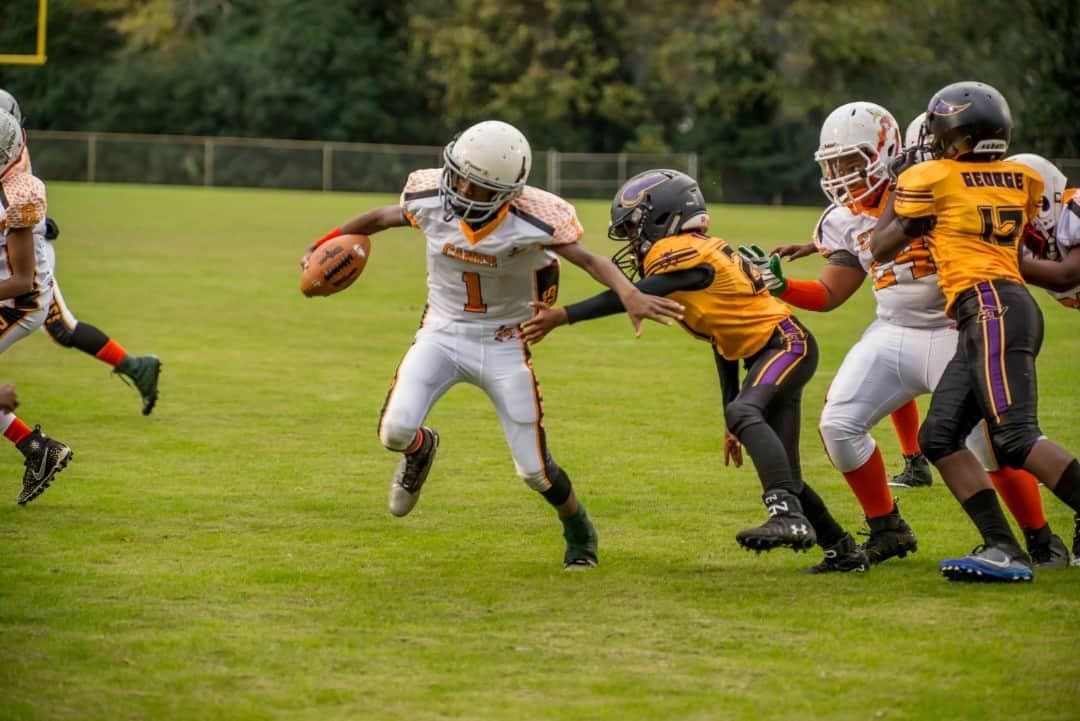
797, 483, 845, 547
1051, 460, 1080, 512
961, 488, 1020, 550
70, 322, 110, 357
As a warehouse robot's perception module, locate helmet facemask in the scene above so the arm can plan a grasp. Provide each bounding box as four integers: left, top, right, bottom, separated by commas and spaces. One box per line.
608, 205, 650, 280
816, 144, 888, 212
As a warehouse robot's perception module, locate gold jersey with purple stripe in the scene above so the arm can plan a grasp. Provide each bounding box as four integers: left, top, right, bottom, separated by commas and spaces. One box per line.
641, 232, 792, 360
892, 158, 1043, 315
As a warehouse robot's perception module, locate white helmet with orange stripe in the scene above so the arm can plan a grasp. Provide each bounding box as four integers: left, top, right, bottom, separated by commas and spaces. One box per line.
440, 120, 532, 223
815, 101, 902, 212
0, 89, 20, 125
0, 110, 25, 179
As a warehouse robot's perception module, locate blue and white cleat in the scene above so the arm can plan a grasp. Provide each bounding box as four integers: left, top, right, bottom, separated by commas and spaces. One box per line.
939, 545, 1034, 583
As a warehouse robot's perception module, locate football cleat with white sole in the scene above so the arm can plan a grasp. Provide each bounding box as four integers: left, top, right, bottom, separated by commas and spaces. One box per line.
939, 544, 1033, 582
388, 428, 439, 517
16, 427, 74, 505
888, 452, 933, 488
736, 489, 817, 552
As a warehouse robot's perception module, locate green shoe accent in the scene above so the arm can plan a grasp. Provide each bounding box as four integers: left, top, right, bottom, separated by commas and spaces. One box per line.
114, 354, 162, 415
561, 505, 598, 569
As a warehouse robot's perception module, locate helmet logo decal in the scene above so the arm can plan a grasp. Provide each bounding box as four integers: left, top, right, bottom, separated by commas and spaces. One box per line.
930, 98, 972, 117
618, 172, 670, 207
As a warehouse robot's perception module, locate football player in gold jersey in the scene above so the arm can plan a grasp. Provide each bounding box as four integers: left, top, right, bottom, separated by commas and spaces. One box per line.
524, 169, 868, 573
872, 81, 1080, 582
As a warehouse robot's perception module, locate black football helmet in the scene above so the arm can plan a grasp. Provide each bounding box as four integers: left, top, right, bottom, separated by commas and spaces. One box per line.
609, 169, 709, 280
924, 81, 1012, 161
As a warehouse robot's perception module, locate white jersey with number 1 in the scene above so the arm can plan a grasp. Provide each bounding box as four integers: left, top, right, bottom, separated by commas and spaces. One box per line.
400, 168, 580, 329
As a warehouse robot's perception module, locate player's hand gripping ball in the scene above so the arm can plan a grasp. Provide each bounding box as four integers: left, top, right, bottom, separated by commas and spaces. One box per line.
300, 234, 371, 297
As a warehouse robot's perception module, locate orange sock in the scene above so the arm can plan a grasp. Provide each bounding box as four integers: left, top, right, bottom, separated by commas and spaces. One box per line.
842, 446, 895, 518
989, 467, 1046, 531
3, 416, 32, 445
94, 339, 128, 368
890, 399, 921, 456
404, 428, 425, 455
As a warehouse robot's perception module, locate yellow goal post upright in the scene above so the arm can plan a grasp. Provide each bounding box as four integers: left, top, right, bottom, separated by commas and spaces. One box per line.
0, 0, 49, 66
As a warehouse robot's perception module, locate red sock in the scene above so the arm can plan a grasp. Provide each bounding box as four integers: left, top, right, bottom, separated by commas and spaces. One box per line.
95, 339, 129, 367
842, 446, 895, 518
3, 417, 32, 446
890, 399, 922, 456
989, 467, 1046, 531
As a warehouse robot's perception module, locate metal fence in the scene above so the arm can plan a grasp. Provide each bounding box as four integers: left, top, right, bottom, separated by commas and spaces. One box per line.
25, 130, 698, 200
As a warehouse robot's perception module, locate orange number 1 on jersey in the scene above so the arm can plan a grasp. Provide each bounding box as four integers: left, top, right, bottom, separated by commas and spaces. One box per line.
462, 272, 488, 313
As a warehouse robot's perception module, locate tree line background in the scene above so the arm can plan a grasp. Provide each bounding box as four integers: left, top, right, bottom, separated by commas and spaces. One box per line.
1, 0, 1076, 204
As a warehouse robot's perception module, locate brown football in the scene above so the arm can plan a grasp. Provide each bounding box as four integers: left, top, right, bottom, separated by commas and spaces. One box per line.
300, 234, 371, 297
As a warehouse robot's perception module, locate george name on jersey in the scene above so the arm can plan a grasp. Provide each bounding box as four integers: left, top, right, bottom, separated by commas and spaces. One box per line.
960, 171, 1024, 190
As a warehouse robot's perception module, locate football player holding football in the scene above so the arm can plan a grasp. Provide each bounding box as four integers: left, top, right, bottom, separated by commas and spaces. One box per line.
302, 120, 682, 569
0, 110, 74, 504
523, 169, 869, 574
872, 81, 1080, 582
0, 89, 162, 416
739, 102, 946, 569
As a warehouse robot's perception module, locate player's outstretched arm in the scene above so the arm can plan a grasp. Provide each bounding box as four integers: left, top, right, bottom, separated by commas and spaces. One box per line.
552, 242, 684, 337
871, 193, 934, 262
739, 245, 863, 311
301, 205, 406, 268
521, 267, 710, 344
771, 242, 817, 261
0, 228, 35, 301
1020, 246, 1080, 292
713, 349, 742, 467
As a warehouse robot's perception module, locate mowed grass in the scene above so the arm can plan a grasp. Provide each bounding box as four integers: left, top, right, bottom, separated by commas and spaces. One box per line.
1, 182, 1078, 721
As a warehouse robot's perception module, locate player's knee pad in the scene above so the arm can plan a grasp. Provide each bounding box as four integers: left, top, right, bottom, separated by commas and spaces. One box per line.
988, 421, 1042, 469
818, 410, 875, 473
378, 414, 417, 453
917, 414, 964, 463
724, 399, 765, 437
43, 317, 75, 347
537, 461, 572, 507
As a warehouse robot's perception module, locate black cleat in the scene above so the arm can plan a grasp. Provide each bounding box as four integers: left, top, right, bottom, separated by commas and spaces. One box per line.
806, 533, 870, 574
15, 427, 73, 505
115, 354, 162, 415
860, 504, 918, 565
736, 490, 817, 552
1024, 524, 1070, 569
888, 452, 933, 488
387, 428, 439, 517
1073, 514, 1080, 568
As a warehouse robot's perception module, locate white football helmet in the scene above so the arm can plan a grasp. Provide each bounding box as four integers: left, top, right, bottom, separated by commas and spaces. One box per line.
815, 101, 902, 211
1006, 153, 1067, 238
0, 89, 21, 124
440, 120, 532, 223
904, 112, 927, 150
0, 110, 25, 178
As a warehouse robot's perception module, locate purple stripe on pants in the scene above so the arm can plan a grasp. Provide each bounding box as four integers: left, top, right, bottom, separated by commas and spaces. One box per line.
977, 281, 1010, 415
757, 318, 806, 386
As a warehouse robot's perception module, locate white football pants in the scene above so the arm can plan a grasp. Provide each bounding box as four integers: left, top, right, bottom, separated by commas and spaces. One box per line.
0, 306, 46, 354
378, 320, 553, 492
820, 319, 958, 473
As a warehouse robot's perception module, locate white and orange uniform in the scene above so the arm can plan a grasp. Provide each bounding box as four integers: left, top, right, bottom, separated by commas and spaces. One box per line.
813, 200, 957, 472
0, 153, 54, 354
1044, 188, 1080, 308
377, 169, 580, 491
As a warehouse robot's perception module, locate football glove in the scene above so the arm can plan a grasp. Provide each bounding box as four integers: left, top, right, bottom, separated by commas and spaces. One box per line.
737, 244, 787, 296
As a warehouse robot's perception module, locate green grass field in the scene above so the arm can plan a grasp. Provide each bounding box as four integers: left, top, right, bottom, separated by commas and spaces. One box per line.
2, 183, 1078, 721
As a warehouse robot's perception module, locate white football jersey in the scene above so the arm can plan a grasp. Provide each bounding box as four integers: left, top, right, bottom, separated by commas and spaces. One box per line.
1046, 188, 1080, 308
814, 203, 949, 328
400, 168, 580, 327
0, 169, 54, 311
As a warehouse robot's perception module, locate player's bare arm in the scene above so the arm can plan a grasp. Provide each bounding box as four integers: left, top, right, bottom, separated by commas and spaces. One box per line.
870, 194, 932, 262
301, 205, 405, 268
0, 383, 18, 413
0, 228, 35, 300
551, 241, 684, 337
714, 350, 743, 467
772, 243, 817, 261
1020, 248, 1080, 292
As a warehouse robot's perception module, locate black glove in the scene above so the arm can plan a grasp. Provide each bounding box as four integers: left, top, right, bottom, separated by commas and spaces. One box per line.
44, 216, 60, 241
888, 148, 919, 188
